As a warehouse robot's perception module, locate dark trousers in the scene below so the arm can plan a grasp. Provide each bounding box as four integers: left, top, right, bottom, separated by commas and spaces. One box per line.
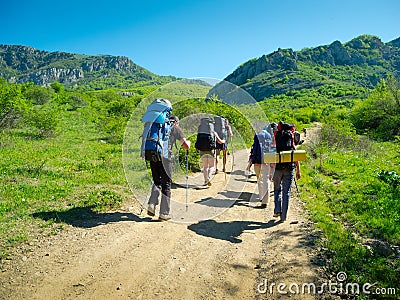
149, 159, 172, 215
272, 167, 294, 220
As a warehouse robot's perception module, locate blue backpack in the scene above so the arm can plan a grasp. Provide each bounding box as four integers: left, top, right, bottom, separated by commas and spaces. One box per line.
141, 98, 173, 162
250, 129, 271, 164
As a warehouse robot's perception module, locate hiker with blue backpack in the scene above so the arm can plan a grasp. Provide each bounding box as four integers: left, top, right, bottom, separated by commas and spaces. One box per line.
141, 99, 190, 221
250, 124, 275, 208
272, 121, 301, 222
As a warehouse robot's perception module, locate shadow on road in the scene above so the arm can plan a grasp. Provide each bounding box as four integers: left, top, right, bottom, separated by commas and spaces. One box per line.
188, 219, 279, 243
31, 207, 151, 228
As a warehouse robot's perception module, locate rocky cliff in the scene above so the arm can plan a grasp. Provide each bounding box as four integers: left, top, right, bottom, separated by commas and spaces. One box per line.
0, 45, 157, 86
209, 35, 400, 102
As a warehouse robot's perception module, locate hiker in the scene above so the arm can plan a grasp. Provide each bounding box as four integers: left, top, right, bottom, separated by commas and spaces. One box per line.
215, 117, 233, 173
245, 122, 276, 177
195, 117, 225, 186
200, 131, 225, 186
272, 121, 301, 222
250, 125, 273, 208
294, 130, 305, 145
267, 122, 278, 150
141, 99, 190, 221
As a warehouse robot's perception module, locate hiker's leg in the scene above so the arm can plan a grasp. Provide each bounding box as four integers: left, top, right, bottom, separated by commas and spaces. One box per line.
254, 164, 267, 204
261, 164, 270, 205
222, 149, 227, 171
215, 149, 220, 172
201, 155, 209, 182
159, 159, 172, 215
254, 164, 262, 201
280, 168, 294, 220
272, 168, 283, 214
149, 161, 162, 205
207, 156, 215, 181
245, 159, 252, 171
254, 164, 261, 179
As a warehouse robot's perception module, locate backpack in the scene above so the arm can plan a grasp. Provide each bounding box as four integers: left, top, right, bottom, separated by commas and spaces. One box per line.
140, 98, 173, 162
275, 121, 295, 152
293, 131, 304, 145
250, 129, 271, 164
275, 121, 296, 169
195, 117, 216, 151
214, 116, 227, 140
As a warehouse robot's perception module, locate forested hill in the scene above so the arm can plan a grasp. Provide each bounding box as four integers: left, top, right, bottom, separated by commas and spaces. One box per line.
209, 34, 400, 102
0, 45, 175, 89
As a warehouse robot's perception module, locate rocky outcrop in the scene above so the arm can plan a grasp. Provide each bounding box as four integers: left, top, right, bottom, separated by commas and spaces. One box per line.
225, 49, 298, 86
0, 45, 155, 86
210, 34, 400, 101
19, 68, 84, 85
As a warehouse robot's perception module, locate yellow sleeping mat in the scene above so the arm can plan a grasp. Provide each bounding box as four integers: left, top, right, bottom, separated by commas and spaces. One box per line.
263, 150, 306, 163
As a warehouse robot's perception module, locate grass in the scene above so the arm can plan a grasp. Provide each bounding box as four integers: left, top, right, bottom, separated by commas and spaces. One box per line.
1, 101, 399, 298
0, 109, 131, 258
299, 134, 400, 296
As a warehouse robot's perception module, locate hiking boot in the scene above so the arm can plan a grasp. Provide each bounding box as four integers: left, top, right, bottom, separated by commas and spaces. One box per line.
159, 214, 171, 221
222, 167, 226, 172
273, 212, 281, 217
147, 203, 156, 216
260, 204, 267, 208
215, 169, 219, 174
245, 170, 255, 177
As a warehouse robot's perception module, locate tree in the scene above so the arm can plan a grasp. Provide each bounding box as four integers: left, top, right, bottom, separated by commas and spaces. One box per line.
0, 82, 32, 129
351, 77, 400, 141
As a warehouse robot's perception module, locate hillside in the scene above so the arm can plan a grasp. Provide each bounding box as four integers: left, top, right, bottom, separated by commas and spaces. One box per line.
209, 35, 400, 102
0, 45, 175, 89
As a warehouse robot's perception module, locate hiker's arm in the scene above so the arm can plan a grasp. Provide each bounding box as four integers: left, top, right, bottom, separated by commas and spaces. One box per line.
180, 138, 190, 150
295, 162, 301, 179
214, 132, 226, 144
228, 125, 233, 137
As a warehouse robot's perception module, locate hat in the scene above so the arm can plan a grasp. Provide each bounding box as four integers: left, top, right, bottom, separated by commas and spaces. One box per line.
170, 116, 179, 122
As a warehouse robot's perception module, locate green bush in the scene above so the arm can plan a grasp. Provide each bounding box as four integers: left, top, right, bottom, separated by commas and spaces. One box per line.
25, 105, 60, 138
351, 77, 400, 141
0, 81, 32, 129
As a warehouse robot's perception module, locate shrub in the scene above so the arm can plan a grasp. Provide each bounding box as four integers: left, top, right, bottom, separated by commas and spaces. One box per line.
25, 105, 60, 138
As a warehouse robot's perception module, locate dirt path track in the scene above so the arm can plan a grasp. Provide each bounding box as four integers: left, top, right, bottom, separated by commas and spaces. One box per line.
0, 148, 322, 300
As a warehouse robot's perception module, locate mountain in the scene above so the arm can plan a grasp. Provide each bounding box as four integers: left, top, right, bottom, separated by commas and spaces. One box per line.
0, 45, 174, 89
209, 35, 400, 103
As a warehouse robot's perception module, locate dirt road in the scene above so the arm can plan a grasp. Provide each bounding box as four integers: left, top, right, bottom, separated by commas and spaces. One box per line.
0, 147, 323, 300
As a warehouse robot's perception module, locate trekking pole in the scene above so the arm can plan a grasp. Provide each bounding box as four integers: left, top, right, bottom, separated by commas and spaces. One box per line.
230, 136, 234, 171
140, 182, 152, 215
185, 150, 189, 211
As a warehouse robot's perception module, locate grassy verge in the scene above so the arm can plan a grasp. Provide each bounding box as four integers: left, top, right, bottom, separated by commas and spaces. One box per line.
0, 110, 131, 259
299, 126, 400, 297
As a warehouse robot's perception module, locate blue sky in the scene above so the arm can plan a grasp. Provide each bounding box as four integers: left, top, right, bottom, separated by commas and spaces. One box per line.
2, 0, 399, 79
